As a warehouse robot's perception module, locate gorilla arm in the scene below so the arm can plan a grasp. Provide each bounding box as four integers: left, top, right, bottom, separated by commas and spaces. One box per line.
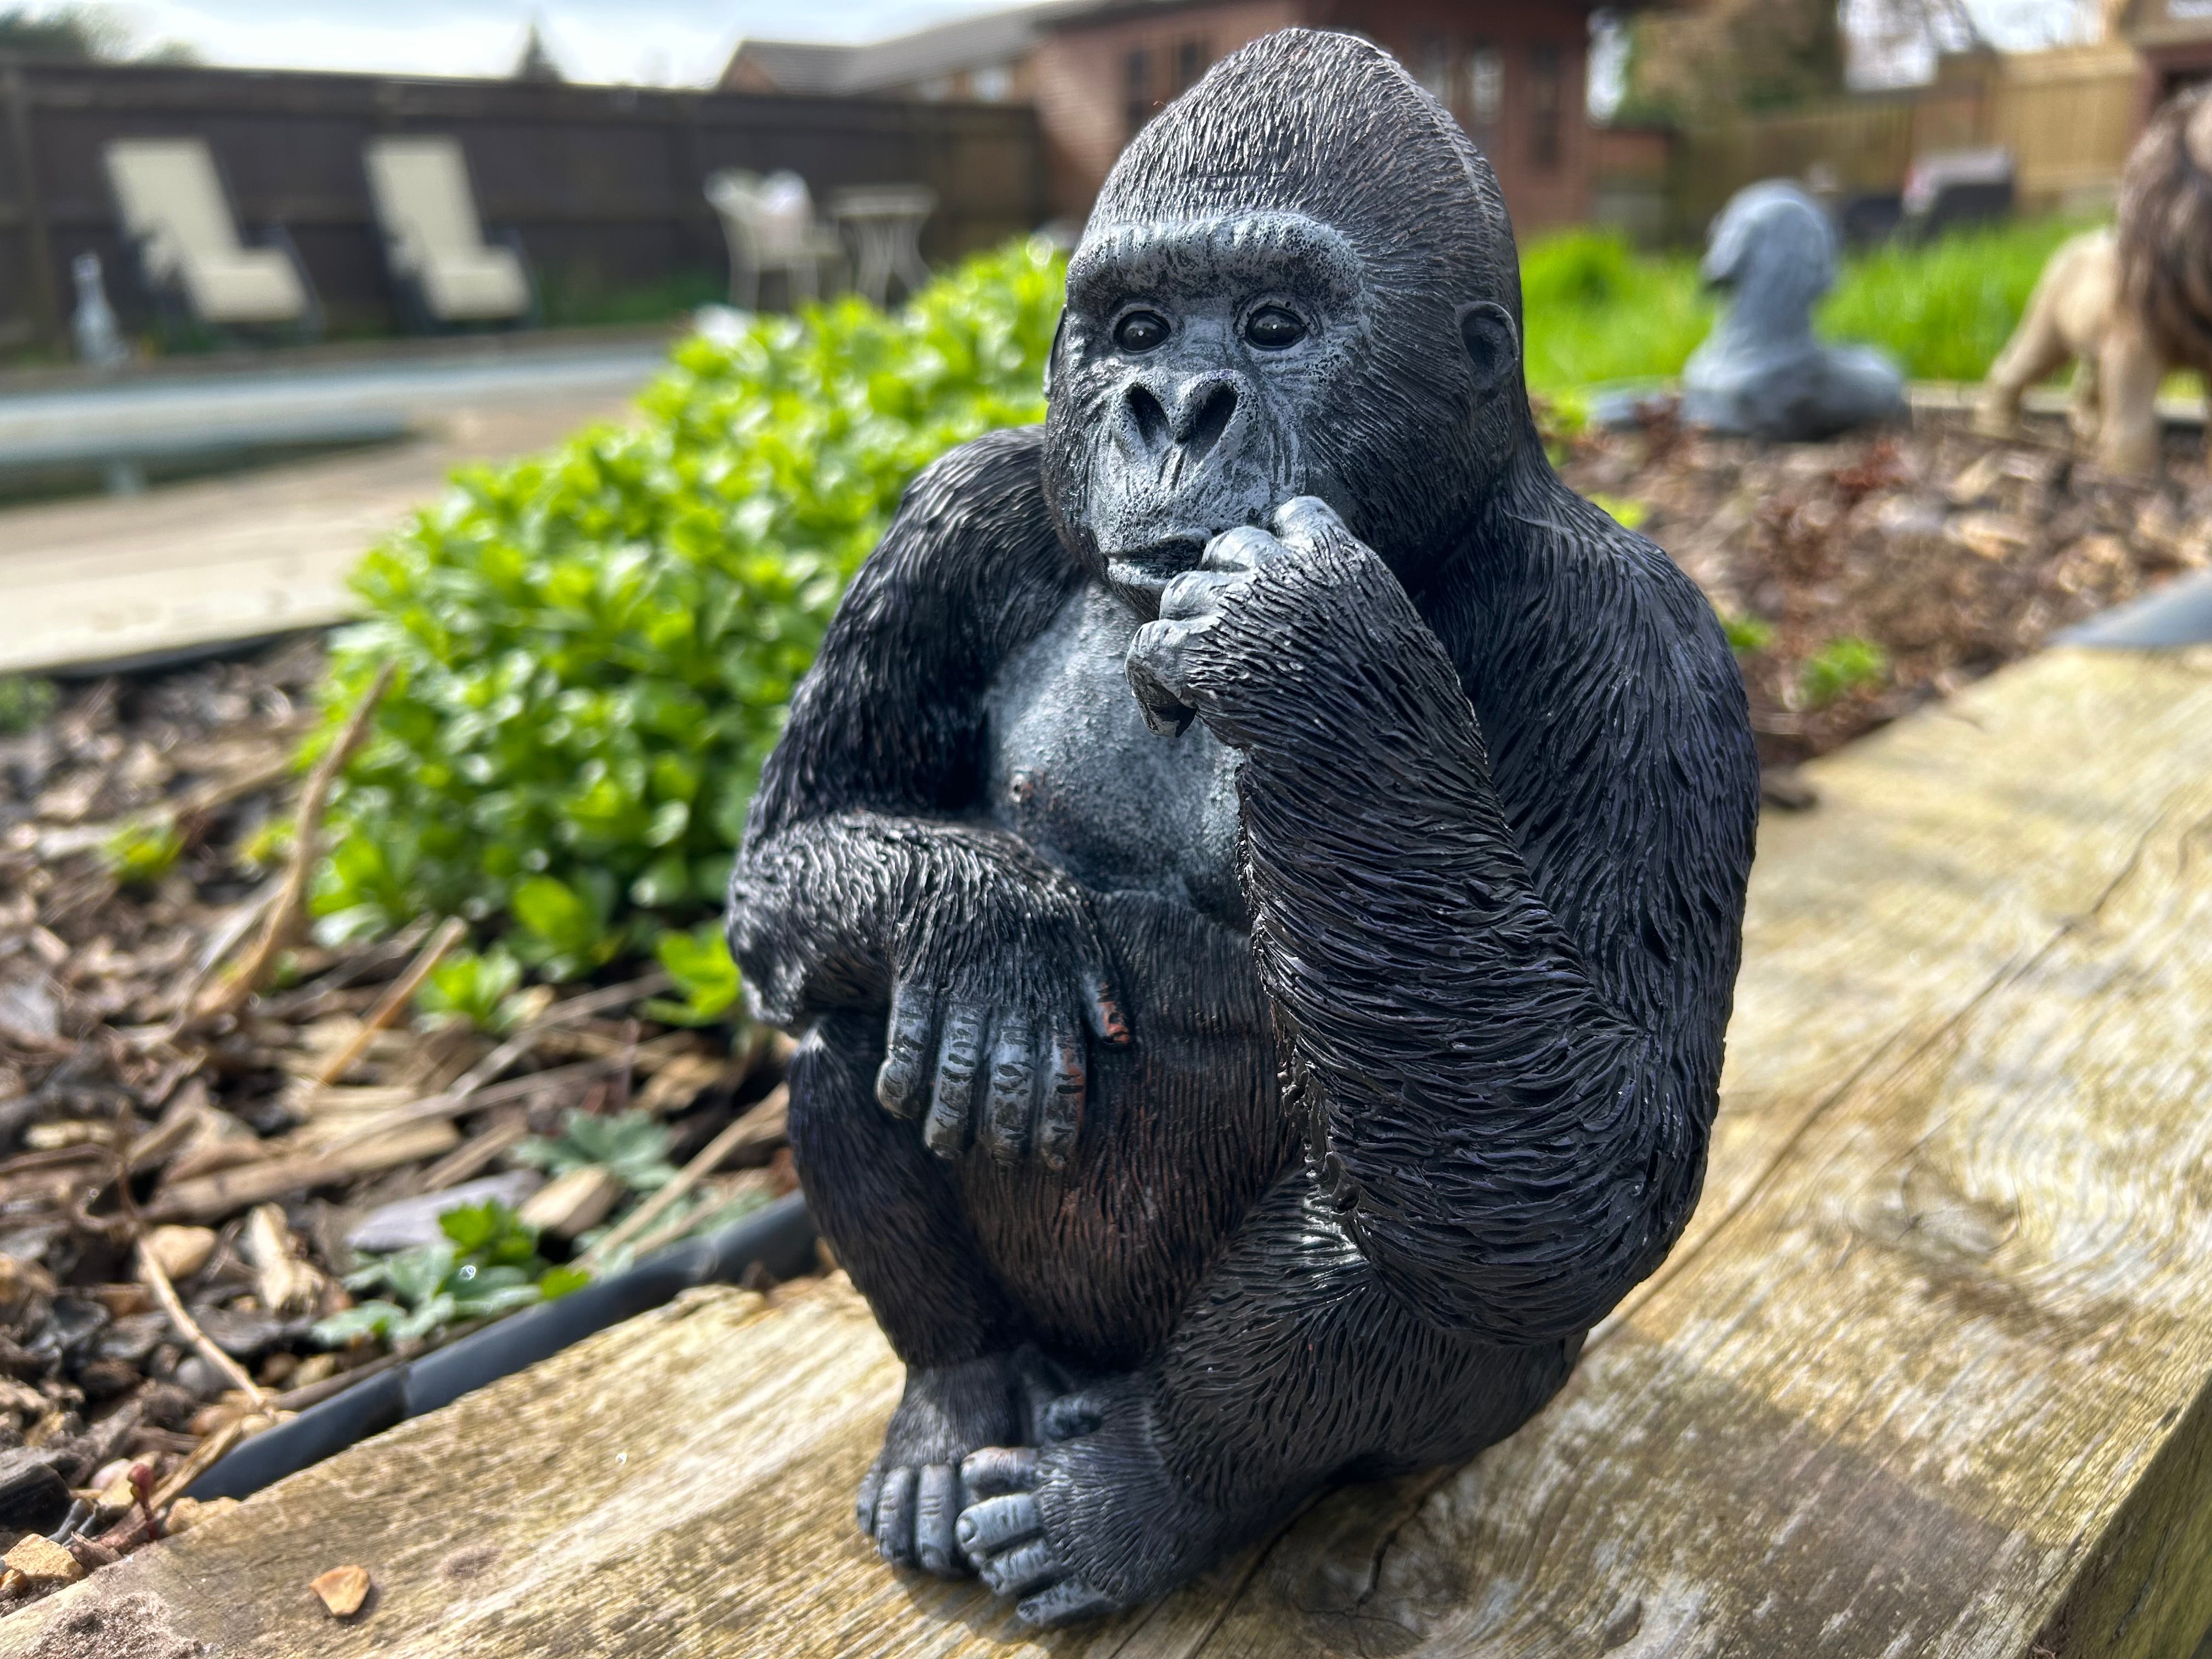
1130, 497, 1737, 1346
728, 425, 1125, 1169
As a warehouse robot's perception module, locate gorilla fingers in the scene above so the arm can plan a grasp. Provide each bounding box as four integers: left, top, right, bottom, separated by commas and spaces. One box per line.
1126, 496, 1360, 733
874, 964, 1129, 1167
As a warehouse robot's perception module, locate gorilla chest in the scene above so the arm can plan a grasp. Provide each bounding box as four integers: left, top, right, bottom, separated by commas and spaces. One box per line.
983, 584, 1245, 924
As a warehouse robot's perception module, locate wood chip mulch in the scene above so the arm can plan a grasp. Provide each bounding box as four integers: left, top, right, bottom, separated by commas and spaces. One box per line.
1557, 403, 2212, 783
0, 640, 795, 1612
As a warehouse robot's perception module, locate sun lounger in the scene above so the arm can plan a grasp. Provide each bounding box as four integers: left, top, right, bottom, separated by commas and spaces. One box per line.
364, 137, 535, 327
103, 138, 317, 334
704, 170, 844, 310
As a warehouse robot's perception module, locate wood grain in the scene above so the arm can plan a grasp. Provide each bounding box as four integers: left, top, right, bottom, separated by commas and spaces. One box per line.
10, 643, 2212, 1657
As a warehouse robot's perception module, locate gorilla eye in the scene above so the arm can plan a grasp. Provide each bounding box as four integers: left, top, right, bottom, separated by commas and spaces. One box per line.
1244, 306, 1307, 349
1114, 311, 1170, 353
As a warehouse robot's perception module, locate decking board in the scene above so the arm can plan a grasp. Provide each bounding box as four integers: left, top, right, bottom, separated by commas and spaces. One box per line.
7, 644, 2212, 1657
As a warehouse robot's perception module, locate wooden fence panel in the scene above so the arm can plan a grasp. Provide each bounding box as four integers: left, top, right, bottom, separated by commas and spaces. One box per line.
0, 60, 1045, 346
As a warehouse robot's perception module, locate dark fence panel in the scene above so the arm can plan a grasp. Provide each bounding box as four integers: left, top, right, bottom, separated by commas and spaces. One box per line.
0, 58, 1046, 344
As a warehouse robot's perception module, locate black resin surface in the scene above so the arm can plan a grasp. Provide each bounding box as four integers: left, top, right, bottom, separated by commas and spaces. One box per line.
727, 27, 1760, 1627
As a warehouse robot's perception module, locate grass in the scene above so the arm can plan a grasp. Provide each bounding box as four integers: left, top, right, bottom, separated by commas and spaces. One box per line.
1518, 216, 2097, 397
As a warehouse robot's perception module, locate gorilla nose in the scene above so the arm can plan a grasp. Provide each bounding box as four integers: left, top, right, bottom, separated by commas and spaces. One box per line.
1122, 376, 1240, 466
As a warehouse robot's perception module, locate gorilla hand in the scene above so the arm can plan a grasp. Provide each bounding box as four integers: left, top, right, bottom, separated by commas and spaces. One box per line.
1125, 496, 1375, 741
874, 877, 1130, 1169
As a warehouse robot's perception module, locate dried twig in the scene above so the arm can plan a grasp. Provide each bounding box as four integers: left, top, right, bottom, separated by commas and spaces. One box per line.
445, 970, 674, 1099
309, 916, 466, 1086
323, 1033, 693, 1154
137, 1237, 269, 1407
581, 1084, 788, 1269
194, 662, 397, 1025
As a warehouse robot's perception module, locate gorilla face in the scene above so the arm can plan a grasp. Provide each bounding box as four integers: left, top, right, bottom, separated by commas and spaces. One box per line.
1040, 30, 1539, 618
1044, 211, 1368, 618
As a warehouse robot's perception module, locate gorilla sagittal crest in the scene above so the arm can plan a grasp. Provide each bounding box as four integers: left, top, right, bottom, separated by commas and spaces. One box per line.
729, 29, 1759, 1627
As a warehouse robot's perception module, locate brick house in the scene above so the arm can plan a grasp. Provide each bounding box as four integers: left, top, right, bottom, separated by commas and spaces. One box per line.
726, 0, 1633, 233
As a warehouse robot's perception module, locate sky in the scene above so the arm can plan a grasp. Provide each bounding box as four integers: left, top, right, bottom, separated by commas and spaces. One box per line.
101, 0, 2098, 89
105, 0, 1015, 85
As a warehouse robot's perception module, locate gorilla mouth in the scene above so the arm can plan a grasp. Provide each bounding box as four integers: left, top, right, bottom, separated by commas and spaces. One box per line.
1105, 537, 1209, 596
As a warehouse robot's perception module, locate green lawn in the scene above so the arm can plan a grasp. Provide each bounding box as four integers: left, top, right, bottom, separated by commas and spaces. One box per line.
1519, 216, 2095, 398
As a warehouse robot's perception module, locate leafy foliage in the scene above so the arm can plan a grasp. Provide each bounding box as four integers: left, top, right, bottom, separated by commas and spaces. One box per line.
1819, 216, 2092, 383
1798, 635, 1889, 707
414, 945, 529, 1032
649, 922, 745, 1026
0, 675, 55, 736
309, 240, 1064, 979
313, 1199, 585, 1347
514, 1109, 679, 1193
1518, 217, 2097, 397
1721, 613, 1776, 656
103, 819, 184, 886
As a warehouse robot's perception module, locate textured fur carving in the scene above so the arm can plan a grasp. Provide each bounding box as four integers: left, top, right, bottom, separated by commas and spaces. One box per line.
728, 28, 1759, 1627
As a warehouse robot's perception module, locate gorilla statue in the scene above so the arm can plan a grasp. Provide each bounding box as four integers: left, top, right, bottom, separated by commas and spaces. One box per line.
729, 27, 1759, 1627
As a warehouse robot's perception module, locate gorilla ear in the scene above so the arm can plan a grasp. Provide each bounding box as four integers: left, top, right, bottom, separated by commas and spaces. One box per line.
1456, 301, 1518, 399
1043, 308, 1068, 402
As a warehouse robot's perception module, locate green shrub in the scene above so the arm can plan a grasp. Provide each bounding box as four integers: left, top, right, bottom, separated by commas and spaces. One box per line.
1821, 217, 2091, 382
1516, 215, 2098, 395
1519, 229, 1712, 394
311, 240, 1065, 979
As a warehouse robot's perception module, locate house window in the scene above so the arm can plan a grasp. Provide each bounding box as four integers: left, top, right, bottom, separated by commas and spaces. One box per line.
1467, 46, 1503, 132
1173, 36, 1208, 95
1529, 42, 1562, 171
1125, 47, 1153, 138
972, 62, 1012, 101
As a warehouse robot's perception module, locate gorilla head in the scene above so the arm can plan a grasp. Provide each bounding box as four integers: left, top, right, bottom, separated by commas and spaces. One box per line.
1042, 28, 1534, 617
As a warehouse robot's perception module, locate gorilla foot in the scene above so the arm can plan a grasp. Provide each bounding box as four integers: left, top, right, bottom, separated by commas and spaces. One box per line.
860, 1348, 1066, 1577
956, 1381, 1228, 1627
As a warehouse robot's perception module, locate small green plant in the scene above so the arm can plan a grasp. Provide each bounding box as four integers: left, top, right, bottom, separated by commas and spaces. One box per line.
235, 815, 295, 872
1799, 635, 1889, 707
102, 819, 184, 885
313, 1199, 586, 1347
1589, 493, 1649, 532
648, 922, 743, 1026
514, 1109, 678, 1193
415, 945, 528, 1032
0, 675, 56, 736
1722, 613, 1776, 656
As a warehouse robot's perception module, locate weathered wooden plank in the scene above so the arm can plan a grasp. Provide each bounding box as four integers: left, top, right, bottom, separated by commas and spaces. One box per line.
9, 644, 2212, 1657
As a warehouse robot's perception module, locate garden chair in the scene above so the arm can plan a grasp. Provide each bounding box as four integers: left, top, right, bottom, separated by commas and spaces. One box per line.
103, 138, 318, 337
364, 136, 536, 328
703, 170, 843, 310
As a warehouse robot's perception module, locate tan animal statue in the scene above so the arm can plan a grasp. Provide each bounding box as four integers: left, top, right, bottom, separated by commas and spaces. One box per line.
1978, 88, 2212, 475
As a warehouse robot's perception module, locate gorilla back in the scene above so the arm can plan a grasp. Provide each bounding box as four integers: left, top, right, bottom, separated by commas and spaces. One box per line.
727, 27, 1759, 1628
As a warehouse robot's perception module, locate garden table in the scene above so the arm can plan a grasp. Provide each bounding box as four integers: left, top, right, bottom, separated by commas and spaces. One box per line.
828, 186, 936, 308
9, 640, 2212, 1656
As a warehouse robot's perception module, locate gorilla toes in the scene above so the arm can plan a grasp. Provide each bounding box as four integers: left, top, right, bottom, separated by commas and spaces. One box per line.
857, 1458, 969, 1577
956, 1448, 1118, 1626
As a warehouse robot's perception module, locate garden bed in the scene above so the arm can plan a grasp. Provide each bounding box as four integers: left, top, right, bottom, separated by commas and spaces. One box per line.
1557, 404, 2212, 778
0, 644, 799, 1607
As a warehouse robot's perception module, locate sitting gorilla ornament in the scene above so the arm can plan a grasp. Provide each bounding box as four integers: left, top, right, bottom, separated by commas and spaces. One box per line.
729, 27, 1759, 1628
